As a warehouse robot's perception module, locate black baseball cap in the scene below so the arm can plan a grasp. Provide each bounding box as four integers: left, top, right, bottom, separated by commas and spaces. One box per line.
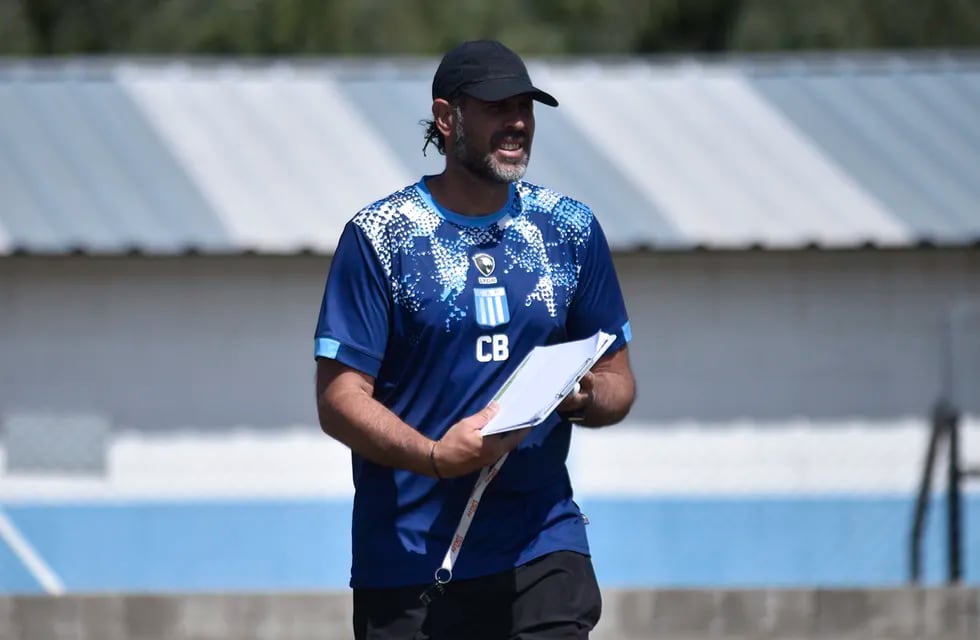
432, 40, 558, 107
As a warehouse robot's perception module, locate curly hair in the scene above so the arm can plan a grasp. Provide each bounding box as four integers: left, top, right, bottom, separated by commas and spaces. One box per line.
421, 100, 463, 156
421, 118, 446, 156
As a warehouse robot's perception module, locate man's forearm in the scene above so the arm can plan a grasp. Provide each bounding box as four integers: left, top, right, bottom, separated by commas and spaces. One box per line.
318, 388, 436, 476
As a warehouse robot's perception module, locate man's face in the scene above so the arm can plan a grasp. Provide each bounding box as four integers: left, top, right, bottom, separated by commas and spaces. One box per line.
452, 94, 535, 184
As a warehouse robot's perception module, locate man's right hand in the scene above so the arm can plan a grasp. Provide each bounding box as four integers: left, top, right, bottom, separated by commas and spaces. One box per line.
431, 402, 530, 478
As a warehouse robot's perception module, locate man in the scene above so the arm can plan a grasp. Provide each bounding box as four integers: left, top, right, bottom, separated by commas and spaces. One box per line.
314, 39, 635, 639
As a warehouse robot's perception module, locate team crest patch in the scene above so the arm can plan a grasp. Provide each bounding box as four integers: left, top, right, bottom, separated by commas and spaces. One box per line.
472, 253, 495, 277
472, 253, 498, 285
474, 287, 510, 328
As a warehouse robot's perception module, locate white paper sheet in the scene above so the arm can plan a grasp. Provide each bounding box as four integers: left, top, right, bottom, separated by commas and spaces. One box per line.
481, 330, 616, 436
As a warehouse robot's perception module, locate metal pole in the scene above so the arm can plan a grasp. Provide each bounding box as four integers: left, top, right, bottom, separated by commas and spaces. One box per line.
946, 408, 962, 584
911, 402, 945, 583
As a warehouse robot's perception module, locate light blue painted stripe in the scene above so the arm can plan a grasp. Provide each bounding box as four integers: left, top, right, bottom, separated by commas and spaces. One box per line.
1, 496, 976, 593
0, 507, 63, 594
0, 527, 41, 593
314, 337, 340, 359
581, 496, 979, 587
2, 500, 352, 593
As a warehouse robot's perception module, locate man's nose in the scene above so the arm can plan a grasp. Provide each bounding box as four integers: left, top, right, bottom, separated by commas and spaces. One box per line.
502, 105, 528, 130
504, 114, 527, 132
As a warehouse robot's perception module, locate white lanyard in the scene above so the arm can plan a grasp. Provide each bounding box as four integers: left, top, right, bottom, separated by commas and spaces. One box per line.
433, 451, 510, 586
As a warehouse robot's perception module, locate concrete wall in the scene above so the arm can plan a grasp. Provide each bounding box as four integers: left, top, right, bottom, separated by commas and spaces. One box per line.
618, 249, 980, 421
1, 250, 978, 432
1, 588, 977, 640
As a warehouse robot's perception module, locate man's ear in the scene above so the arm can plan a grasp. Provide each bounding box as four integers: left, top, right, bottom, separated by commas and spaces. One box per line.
432, 98, 455, 137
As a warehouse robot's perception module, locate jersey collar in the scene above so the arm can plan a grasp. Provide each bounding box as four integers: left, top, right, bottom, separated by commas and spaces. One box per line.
415, 177, 517, 228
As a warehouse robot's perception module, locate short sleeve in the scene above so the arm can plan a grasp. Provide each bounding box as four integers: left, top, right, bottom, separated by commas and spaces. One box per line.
566, 217, 632, 351
313, 222, 391, 377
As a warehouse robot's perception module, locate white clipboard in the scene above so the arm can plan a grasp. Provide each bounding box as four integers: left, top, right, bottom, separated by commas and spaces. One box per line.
481, 330, 616, 437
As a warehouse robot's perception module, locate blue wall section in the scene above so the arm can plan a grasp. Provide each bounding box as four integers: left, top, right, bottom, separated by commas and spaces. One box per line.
2, 500, 352, 593
0, 512, 41, 592
579, 496, 979, 587
1, 496, 977, 593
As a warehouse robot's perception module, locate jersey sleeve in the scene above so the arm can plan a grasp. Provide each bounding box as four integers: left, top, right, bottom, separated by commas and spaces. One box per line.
566, 216, 632, 351
313, 221, 391, 378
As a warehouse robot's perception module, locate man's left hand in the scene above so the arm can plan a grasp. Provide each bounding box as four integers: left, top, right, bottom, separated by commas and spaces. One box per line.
556, 371, 594, 413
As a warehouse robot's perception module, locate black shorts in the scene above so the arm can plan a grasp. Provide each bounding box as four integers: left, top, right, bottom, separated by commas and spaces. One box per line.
353, 551, 602, 640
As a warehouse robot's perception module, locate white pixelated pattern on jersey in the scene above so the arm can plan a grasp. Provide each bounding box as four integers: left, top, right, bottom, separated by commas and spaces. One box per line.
352, 181, 594, 331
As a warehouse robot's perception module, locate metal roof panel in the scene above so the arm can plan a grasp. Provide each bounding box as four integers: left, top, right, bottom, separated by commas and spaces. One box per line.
750, 69, 980, 243
0, 75, 228, 253
0, 55, 977, 255
122, 66, 414, 253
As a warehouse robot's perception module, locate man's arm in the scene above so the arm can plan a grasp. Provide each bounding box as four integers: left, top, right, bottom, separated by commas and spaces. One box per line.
557, 345, 635, 427
316, 358, 527, 478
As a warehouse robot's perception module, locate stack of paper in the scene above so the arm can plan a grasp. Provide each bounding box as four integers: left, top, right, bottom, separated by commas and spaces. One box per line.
481, 330, 616, 436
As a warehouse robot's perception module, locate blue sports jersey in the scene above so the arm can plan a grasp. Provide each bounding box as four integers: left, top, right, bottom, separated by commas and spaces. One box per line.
314, 177, 631, 588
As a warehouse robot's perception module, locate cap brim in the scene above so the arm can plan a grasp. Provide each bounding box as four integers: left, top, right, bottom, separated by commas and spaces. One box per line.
462, 77, 559, 107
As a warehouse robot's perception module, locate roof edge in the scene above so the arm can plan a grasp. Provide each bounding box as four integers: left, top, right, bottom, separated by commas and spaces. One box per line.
1, 49, 978, 80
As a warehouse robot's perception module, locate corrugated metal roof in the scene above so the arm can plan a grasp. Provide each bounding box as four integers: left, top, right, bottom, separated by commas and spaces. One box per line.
0, 54, 977, 255
750, 66, 980, 243
0, 72, 228, 253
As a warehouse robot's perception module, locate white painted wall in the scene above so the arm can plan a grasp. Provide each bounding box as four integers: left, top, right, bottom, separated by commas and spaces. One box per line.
0, 251, 977, 432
